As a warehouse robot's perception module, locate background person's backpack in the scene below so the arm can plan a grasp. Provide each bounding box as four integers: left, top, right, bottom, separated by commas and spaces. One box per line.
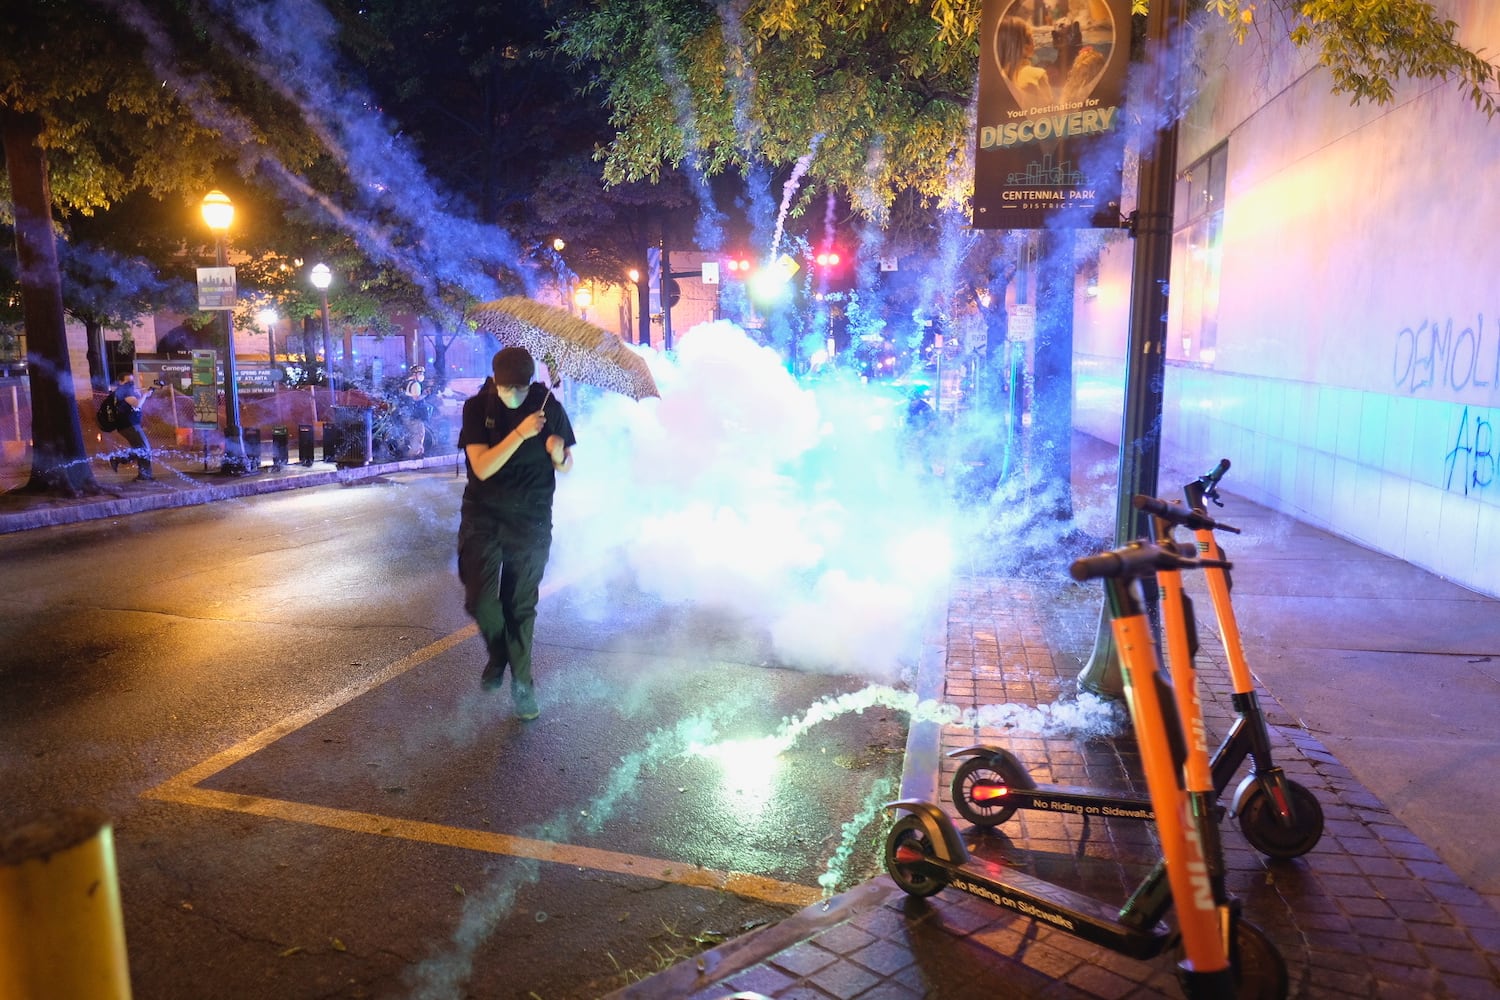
96, 390, 122, 432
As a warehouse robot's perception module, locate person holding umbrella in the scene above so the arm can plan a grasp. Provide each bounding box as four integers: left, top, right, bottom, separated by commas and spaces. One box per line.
457, 347, 575, 720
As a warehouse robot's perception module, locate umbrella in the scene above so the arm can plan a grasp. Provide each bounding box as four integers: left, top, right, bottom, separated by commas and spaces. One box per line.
468, 296, 659, 400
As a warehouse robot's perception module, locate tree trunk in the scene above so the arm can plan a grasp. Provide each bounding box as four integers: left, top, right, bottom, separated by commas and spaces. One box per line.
2, 107, 99, 496
432, 334, 448, 389
85, 318, 108, 392
1032, 228, 1076, 520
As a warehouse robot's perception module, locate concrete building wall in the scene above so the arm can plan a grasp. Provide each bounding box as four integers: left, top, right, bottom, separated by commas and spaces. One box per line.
1074, 1, 1500, 597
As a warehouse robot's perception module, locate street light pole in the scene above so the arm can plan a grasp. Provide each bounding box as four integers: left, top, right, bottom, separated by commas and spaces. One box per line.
201, 190, 246, 474
310, 263, 334, 409
257, 307, 278, 386
1077, 0, 1186, 698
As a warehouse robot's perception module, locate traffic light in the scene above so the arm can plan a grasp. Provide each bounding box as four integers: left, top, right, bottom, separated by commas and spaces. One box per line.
724, 254, 753, 277
812, 245, 851, 291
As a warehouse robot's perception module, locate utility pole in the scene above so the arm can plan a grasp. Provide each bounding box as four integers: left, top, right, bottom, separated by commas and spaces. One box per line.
1078, 0, 1186, 697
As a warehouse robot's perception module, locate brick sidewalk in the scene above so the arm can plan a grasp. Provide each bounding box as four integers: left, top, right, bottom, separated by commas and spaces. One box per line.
616, 573, 1500, 999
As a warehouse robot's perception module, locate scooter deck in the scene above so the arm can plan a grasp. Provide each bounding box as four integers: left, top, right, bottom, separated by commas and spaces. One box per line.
939, 853, 1174, 959
1001, 784, 1155, 820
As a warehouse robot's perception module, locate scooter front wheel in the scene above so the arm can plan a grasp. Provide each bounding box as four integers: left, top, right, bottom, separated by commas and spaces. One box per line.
1175, 917, 1287, 999
884, 815, 948, 898
1238, 780, 1324, 860
951, 754, 1024, 827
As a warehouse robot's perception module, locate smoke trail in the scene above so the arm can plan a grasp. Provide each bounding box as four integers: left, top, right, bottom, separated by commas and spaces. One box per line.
695, 684, 1124, 765
643, 22, 727, 250
406, 697, 751, 997
817, 776, 895, 895
103, 0, 520, 315
771, 140, 823, 255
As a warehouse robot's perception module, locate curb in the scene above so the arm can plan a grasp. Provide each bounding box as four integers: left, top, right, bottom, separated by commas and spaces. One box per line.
0, 453, 462, 535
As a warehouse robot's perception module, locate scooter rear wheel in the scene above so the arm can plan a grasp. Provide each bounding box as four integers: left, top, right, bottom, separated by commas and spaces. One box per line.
952, 754, 1024, 827
884, 815, 948, 898
1238, 780, 1324, 860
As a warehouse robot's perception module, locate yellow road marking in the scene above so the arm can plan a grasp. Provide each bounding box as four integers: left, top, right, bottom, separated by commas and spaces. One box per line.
142, 616, 822, 910
142, 783, 820, 909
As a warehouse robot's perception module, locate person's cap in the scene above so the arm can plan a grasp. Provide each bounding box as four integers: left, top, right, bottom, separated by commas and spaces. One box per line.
492, 347, 534, 387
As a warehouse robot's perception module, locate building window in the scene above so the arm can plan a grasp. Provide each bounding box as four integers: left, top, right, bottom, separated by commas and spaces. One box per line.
1168, 142, 1226, 365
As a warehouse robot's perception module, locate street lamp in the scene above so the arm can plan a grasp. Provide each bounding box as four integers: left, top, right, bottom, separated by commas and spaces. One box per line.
201, 189, 246, 474
625, 268, 641, 342
309, 263, 334, 406
572, 284, 593, 322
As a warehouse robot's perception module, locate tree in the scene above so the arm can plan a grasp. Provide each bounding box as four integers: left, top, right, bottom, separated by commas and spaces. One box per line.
557, 0, 1498, 492
1204, 0, 1498, 116
0, 0, 287, 495
338, 0, 709, 338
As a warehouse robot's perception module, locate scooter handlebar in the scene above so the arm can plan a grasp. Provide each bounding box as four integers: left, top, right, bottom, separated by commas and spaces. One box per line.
1132, 494, 1241, 534
1185, 458, 1231, 513
1069, 541, 1229, 582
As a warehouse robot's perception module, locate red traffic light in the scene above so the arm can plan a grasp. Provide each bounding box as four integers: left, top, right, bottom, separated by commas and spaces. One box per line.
814, 249, 842, 268
725, 255, 753, 274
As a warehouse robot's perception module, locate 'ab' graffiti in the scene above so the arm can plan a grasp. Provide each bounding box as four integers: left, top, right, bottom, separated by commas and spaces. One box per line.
1445, 406, 1495, 496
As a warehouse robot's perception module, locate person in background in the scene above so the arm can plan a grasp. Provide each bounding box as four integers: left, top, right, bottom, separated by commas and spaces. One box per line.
997, 15, 1054, 111
456, 347, 575, 721
110, 371, 158, 481
401, 364, 429, 458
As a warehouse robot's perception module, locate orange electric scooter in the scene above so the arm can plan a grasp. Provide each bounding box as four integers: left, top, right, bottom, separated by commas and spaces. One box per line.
949, 461, 1324, 859
884, 539, 1287, 999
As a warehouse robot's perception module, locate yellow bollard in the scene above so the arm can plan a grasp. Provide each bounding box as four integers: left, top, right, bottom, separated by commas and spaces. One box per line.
0, 808, 133, 999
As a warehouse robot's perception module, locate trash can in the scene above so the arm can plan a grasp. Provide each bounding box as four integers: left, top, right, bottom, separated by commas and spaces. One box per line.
243, 427, 262, 470
321, 420, 339, 464
331, 406, 372, 467
271, 425, 290, 469
297, 424, 315, 467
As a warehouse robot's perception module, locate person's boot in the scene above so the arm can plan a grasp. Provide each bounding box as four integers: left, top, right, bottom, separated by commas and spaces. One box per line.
511, 679, 539, 721
480, 658, 506, 691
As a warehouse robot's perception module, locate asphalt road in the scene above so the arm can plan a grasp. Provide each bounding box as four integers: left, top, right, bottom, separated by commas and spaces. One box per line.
0, 469, 910, 999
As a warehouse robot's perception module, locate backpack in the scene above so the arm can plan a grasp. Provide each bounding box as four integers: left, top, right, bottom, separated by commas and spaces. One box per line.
96, 390, 122, 432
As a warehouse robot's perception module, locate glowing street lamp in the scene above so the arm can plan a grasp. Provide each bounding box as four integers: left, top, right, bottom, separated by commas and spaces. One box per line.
309, 263, 334, 405
201, 189, 246, 474
572, 284, 593, 321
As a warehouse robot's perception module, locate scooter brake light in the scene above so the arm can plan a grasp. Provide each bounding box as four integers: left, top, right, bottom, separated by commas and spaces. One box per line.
971, 782, 1009, 802
893, 845, 929, 864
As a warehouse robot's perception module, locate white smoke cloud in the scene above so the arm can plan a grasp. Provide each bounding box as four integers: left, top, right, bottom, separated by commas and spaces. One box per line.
550, 321, 953, 680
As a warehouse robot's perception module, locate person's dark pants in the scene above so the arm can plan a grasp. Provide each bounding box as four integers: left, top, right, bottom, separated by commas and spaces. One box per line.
118, 424, 153, 478
457, 503, 552, 691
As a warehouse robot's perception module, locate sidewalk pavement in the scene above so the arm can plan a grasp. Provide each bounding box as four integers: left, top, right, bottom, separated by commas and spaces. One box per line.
0, 443, 463, 534
5, 438, 1500, 998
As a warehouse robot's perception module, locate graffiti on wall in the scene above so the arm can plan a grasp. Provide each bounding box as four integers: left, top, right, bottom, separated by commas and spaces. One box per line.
1444, 406, 1495, 496
1394, 315, 1500, 396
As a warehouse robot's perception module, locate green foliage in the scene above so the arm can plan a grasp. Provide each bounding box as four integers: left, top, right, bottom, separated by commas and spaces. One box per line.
559, 0, 1499, 225
557, 0, 978, 221
1208, 1, 1498, 116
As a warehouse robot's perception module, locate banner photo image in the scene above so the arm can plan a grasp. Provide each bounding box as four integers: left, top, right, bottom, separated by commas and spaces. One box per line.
972, 0, 1131, 230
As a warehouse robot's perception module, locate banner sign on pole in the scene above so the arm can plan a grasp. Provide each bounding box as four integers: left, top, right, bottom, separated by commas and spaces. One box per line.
191, 349, 219, 426
196, 266, 237, 311
972, 0, 1131, 230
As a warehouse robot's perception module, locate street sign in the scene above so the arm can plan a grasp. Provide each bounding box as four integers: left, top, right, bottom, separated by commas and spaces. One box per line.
1009, 303, 1037, 342
701, 261, 720, 285
196, 266, 237, 311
